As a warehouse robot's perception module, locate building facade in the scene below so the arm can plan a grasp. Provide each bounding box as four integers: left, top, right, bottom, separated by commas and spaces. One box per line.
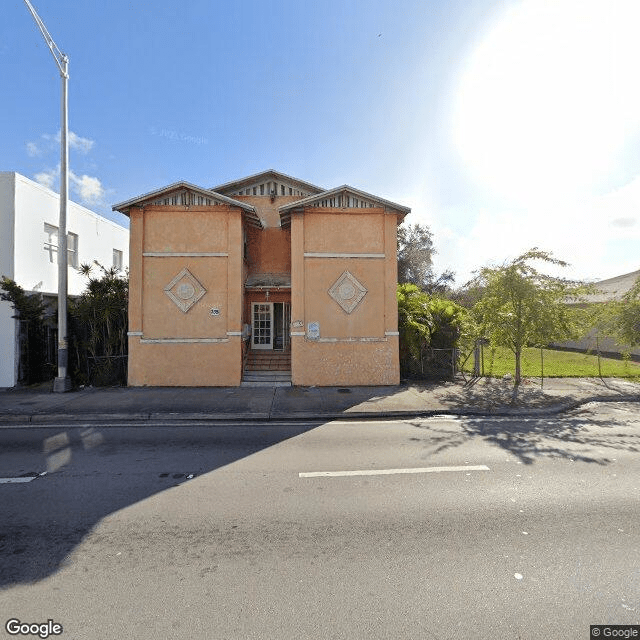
0, 172, 129, 387
113, 170, 409, 387
554, 269, 640, 359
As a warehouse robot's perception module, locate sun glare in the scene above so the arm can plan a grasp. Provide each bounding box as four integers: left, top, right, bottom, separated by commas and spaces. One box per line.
453, 0, 640, 204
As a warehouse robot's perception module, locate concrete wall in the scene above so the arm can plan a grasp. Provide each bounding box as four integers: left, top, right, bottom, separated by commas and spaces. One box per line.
9, 173, 129, 296
235, 194, 297, 277
0, 172, 129, 387
126, 192, 403, 387
0, 173, 17, 387
291, 208, 400, 386
553, 331, 640, 359
127, 205, 243, 386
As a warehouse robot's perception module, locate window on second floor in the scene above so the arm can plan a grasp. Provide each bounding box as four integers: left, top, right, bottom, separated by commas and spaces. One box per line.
44, 223, 79, 268
67, 232, 78, 268
113, 248, 123, 271
44, 223, 58, 263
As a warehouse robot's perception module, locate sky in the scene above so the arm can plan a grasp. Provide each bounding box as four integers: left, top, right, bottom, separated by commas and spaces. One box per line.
2, 0, 639, 286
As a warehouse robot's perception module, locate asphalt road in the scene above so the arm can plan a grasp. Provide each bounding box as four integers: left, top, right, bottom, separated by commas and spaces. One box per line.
1, 402, 639, 639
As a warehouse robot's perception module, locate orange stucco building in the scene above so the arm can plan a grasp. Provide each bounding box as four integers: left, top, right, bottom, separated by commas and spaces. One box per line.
113, 170, 409, 386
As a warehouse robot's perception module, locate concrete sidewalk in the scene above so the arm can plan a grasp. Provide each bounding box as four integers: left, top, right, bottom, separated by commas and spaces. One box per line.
1, 377, 639, 425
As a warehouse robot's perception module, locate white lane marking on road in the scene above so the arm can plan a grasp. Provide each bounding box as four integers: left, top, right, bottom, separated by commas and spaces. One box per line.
299, 465, 490, 478
0, 477, 37, 484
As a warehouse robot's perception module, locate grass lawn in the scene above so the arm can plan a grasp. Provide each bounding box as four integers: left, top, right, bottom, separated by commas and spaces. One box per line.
462, 345, 640, 379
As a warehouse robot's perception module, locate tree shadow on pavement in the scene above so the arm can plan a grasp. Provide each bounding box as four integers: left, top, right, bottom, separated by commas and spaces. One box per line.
0, 422, 323, 589
406, 408, 640, 466
438, 376, 565, 412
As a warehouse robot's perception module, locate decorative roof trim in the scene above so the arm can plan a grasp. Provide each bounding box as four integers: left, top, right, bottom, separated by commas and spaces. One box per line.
112, 181, 262, 227
278, 185, 410, 227
212, 169, 325, 195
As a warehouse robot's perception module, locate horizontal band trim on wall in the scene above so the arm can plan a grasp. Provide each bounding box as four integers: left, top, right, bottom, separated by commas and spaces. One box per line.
226, 331, 242, 336
290, 332, 306, 337
143, 252, 229, 257
139, 338, 229, 344
307, 337, 388, 343
303, 252, 385, 259
384, 331, 400, 336
127, 331, 143, 336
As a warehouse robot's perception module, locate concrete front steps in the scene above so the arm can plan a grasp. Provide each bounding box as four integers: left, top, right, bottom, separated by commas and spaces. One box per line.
241, 350, 291, 387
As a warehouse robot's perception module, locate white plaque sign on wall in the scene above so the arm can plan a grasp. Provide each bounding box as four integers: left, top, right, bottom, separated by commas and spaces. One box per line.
307, 322, 320, 339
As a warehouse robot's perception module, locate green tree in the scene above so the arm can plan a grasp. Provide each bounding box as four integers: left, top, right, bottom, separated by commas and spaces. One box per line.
397, 283, 469, 377
449, 281, 485, 309
597, 274, 640, 350
397, 283, 433, 363
470, 249, 590, 385
397, 223, 455, 294
0, 276, 52, 384
617, 275, 640, 347
69, 262, 128, 386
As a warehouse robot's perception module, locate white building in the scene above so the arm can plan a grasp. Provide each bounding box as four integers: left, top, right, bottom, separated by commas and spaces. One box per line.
555, 269, 640, 360
0, 172, 129, 387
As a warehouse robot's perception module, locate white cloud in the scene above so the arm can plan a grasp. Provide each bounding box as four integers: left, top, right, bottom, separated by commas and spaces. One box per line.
33, 166, 107, 208
29, 128, 104, 208
453, 0, 640, 206
402, 166, 640, 288
593, 176, 640, 237
418, 0, 640, 287
68, 131, 95, 154
70, 171, 105, 206
611, 218, 637, 229
26, 142, 42, 157
34, 168, 58, 190
36, 130, 95, 155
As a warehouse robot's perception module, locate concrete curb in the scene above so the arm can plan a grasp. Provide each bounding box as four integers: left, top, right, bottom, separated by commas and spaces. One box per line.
0, 393, 637, 427
30, 413, 151, 423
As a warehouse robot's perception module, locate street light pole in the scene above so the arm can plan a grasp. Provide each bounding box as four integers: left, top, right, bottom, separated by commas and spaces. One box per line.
23, 0, 71, 392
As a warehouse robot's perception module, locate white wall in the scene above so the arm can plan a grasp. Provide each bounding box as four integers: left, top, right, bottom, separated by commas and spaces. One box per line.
11, 173, 129, 295
0, 173, 16, 281
0, 173, 17, 387
0, 303, 18, 388
0, 172, 129, 387
554, 330, 640, 358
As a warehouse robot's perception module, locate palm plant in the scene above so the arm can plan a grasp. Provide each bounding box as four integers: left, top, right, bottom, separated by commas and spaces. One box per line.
69, 262, 128, 385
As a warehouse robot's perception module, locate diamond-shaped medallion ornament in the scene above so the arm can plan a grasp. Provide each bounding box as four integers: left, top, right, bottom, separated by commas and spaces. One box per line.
164, 268, 206, 313
328, 271, 367, 314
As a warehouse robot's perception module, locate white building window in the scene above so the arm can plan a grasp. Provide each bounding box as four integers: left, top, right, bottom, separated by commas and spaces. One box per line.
113, 248, 123, 271
43, 223, 79, 267
67, 232, 78, 268
44, 223, 58, 263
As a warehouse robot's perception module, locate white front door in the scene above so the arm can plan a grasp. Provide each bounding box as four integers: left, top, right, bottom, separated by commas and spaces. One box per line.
252, 303, 273, 350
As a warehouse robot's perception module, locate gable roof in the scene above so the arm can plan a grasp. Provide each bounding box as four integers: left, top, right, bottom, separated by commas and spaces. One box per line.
112, 181, 262, 228
578, 269, 640, 303
212, 169, 325, 198
278, 184, 411, 226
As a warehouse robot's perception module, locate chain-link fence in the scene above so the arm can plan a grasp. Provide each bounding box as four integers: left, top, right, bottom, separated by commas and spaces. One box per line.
16, 319, 56, 385
460, 339, 640, 380
401, 347, 458, 380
